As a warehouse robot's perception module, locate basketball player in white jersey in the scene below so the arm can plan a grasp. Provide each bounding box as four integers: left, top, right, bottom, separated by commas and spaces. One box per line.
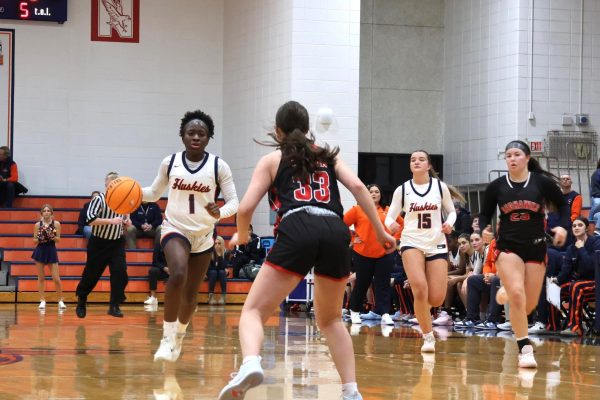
385, 150, 462, 353
141, 110, 239, 362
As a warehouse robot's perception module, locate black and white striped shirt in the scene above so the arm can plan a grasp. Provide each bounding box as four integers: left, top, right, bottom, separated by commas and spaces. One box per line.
86, 193, 124, 240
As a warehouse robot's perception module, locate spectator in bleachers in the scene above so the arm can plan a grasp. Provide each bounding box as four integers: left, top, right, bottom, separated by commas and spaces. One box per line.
560, 174, 583, 219
144, 241, 168, 307
31, 204, 65, 310
344, 183, 403, 326
447, 233, 460, 271
547, 174, 582, 247
594, 251, 600, 336
471, 213, 481, 234
391, 249, 414, 321
460, 238, 502, 329
548, 217, 598, 336
207, 236, 228, 305
125, 201, 163, 249
528, 246, 563, 334
434, 233, 475, 326
230, 224, 264, 278
453, 201, 473, 236
457, 232, 487, 306
75, 191, 101, 239
589, 160, 600, 227
0, 146, 27, 208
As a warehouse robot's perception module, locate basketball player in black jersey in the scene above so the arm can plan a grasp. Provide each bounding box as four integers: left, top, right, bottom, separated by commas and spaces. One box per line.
479, 140, 569, 368
217, 101, 395, 400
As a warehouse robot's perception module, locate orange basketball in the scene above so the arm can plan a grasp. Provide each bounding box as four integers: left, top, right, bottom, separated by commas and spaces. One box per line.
105, 176, 142, 215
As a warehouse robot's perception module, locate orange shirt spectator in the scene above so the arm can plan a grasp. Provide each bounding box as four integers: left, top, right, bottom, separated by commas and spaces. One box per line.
344, 204, 402, 258
483, 238, 497, 274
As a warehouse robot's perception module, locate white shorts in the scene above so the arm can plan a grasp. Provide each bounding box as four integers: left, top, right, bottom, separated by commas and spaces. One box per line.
160, 219, 214, 254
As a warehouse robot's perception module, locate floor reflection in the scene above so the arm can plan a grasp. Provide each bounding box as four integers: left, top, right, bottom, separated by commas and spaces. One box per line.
0, 304, 597, 399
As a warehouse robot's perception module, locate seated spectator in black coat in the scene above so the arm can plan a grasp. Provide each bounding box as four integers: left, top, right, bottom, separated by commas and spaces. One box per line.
75, 191, 101, 239
207, 236, 229, 305
548, 217, 599, 336
125, 201, 163, 249
0, 146, 27, 208
144, 241, 169, 307
530, 246, 564, 333
453, 201, 473, 236
391, 249, 414, 318
231, 224, 265, 278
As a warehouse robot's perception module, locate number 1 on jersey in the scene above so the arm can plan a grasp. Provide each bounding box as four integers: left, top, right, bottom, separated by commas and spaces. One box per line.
189, 194, 195, 214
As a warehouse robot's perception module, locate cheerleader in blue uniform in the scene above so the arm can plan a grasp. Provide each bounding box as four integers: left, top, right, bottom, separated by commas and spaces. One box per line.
32, 204, 65, 310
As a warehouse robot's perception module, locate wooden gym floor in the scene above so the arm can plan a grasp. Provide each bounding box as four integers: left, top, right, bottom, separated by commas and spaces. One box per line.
0, 303, 598, 399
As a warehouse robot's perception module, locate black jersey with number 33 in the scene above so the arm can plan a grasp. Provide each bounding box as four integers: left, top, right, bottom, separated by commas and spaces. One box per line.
479, 172, 569, 247
268, 158, 344, 221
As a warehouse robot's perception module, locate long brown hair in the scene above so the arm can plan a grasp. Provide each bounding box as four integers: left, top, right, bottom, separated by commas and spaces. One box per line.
457, 233, 473, 273
257, 101, 339, 182
412, 149, 466, 203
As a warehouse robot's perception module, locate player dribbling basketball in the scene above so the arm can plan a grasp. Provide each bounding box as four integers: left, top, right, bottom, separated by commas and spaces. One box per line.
141, 110, 239, 362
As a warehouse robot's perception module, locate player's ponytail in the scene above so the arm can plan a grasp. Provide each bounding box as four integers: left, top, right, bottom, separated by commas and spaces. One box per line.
258, 101, 339, 182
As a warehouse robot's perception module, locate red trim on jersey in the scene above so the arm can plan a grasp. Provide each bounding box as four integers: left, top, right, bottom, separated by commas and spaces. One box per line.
263, 261, 306, 279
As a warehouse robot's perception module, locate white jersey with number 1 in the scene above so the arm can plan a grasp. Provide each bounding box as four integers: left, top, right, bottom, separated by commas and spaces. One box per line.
142, 151, 238, 236
385, 178, 456, 253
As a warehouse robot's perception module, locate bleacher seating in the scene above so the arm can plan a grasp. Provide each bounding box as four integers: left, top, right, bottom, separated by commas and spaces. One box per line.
0, 195, 252, 304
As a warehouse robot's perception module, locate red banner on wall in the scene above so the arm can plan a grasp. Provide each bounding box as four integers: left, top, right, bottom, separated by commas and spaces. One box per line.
91, 0, 139, 43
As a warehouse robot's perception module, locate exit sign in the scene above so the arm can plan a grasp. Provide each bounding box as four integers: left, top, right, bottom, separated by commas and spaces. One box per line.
529, 141, 544, 152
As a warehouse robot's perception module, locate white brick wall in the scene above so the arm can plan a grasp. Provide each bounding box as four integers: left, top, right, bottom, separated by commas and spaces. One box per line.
3, 0, 360, 238
5, 0, 224, 196
222, 0, 360, 236
445, 0, 600, 189
291, 0, 361, 213
444, 0, 523, 186
520, 0, 600, 138
222, 0, 294, 236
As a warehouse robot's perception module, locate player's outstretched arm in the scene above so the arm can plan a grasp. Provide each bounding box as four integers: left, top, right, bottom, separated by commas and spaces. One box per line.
335, 156, 395, 251
385, 185, 403, 232
142, 157, 170, 202
234, 153, 277, 245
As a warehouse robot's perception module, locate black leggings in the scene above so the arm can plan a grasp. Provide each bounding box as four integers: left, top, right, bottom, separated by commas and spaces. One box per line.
148, 266, 169, 291
349, 251, 394, 315
466, 274, 502, 322
207, 269, 227, 293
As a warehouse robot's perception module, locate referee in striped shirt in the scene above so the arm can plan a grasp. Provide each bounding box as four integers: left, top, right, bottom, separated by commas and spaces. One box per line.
76, 171, 129, 318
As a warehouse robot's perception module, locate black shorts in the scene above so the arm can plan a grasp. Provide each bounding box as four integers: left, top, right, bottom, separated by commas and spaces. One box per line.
264, 211, 351, 280
495, 240, 547, 264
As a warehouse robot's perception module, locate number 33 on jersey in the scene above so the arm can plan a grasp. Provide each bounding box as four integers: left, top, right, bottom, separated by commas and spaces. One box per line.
269, 161, 344, 222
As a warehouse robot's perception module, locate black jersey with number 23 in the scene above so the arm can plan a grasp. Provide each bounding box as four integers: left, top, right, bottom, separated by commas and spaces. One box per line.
479, 172, 568, 247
